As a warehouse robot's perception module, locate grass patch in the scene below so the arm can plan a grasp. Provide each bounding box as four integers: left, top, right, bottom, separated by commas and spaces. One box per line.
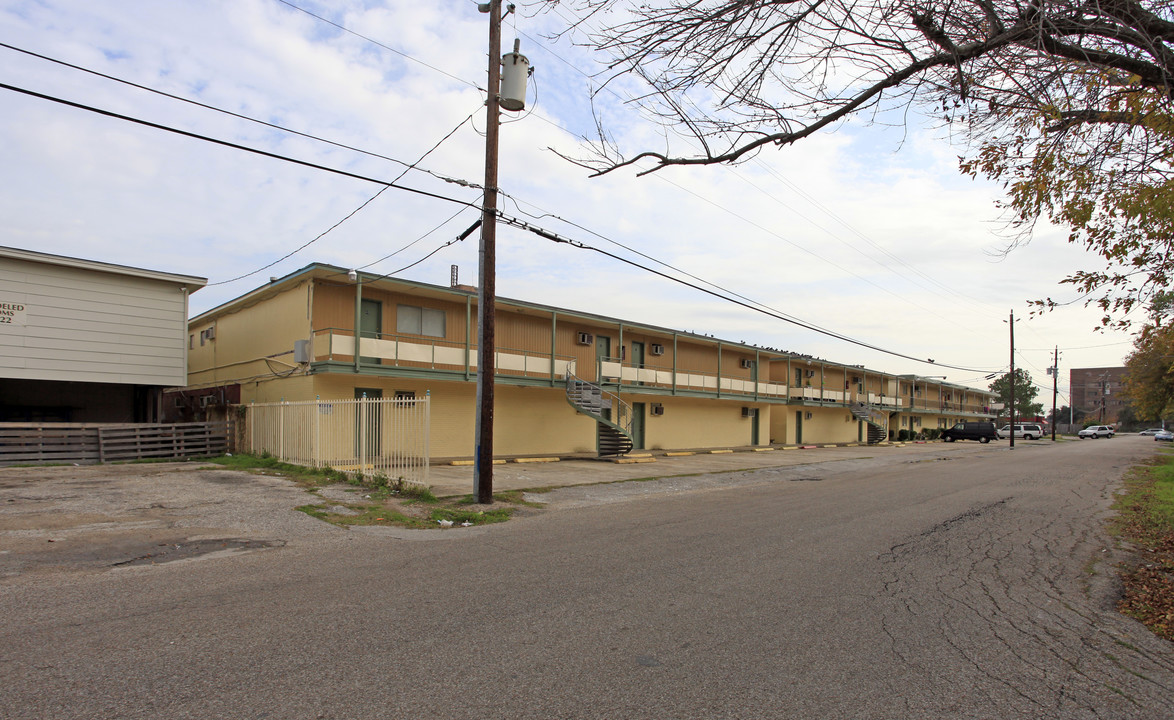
1110, 453, 1174, 642
220, 454, 531, 530
207, 453, 351, 488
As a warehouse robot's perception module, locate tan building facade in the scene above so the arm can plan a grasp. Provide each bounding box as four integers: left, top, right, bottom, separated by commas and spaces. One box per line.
185, 264, 996, 458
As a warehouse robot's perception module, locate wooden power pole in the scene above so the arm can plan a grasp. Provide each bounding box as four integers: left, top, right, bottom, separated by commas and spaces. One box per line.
474, 0, 503, 504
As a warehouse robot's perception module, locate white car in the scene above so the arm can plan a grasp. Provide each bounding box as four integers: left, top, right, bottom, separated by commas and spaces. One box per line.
1078, 425, 1115, 439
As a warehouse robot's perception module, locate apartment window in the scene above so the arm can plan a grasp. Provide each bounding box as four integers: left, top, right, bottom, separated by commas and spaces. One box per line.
396, 305, 445, 338
189, 334, 194, 349
394, 390, 416, 406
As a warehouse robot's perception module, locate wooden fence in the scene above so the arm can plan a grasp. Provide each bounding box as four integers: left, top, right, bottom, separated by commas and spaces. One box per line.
0, 422, 230, 466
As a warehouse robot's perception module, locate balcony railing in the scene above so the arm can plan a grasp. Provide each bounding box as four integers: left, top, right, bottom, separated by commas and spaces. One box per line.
311, 328, 576, 380
598, 358, 791, 399
308, 330, 994, 410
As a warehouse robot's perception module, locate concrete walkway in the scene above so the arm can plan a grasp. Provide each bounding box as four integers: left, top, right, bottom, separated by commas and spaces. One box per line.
425, 442, 943, 497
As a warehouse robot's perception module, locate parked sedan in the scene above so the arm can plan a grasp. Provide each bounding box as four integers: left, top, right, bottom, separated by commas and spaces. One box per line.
1139, 428, 1165, 435
1156, 430, 1174, 442
1079, 425, 1116, 439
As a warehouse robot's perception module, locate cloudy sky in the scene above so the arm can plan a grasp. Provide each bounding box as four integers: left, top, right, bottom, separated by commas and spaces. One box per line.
0, 0, 1138, 405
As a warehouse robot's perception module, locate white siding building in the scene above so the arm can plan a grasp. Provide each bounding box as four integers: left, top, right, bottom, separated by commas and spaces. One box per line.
0, 246, 206, 422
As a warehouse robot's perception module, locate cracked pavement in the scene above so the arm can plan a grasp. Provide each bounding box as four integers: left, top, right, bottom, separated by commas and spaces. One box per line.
1, 439, 1172, 718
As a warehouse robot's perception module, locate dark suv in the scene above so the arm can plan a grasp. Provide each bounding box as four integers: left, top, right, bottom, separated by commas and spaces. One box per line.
941, 421, 998, 443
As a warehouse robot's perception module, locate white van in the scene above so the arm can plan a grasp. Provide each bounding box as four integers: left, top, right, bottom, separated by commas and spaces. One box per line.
997, 423, 1044, 440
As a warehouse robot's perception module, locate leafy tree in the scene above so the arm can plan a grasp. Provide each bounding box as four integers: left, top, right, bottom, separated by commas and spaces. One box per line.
1047, 405, 1083, 427
989, 368, 1044, 420
1123, 312, 1174, 421
552, 0, 1174, 326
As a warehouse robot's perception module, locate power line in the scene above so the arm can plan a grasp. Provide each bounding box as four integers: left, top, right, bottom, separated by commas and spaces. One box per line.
533, 2, 1007, 321
0, 81, 483, 212
273, 0, 485, 92
1, 80, 999, 374
0, 41, 477, 190
209, 107, 480, 285
499, 214, 998, 373
273, 3, 1010, 335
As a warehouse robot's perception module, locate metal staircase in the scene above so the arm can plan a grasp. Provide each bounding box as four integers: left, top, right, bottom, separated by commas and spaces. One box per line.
565, 371, 634, 457
850, 402, 889, 445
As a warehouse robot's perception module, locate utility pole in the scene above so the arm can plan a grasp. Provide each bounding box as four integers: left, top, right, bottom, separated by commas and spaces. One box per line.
1094, 373, 1103, 422
1009, 310, 1016, 449
1056, 345, 1065, 441
474, 0, 503, 504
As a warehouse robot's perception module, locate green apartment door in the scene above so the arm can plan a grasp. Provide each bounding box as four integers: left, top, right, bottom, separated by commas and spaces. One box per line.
795, 410, 803, 444
596, 336, 611, 382
750, 408, 760, 445
360, 299, 382, 365
630, 402, 646, 450
354, 387, 382, 457
630, 341, 645, 384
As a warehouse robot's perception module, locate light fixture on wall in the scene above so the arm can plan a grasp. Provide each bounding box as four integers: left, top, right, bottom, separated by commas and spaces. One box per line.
347, 269, 358, 283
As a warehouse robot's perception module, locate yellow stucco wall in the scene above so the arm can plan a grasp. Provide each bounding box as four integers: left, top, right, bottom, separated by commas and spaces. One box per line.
189, 282, 310, 387
634, 396, 766, 450
302, 375, 597, 458
772, 406, 863, 445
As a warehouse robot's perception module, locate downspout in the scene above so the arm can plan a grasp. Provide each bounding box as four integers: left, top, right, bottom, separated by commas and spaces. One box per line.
717, 341, 723, 399
550, 311, 557, 386
465, 295, 472, 381
672, 332, 678, 396
353, 276, 362, 374
754, 349, 760, 401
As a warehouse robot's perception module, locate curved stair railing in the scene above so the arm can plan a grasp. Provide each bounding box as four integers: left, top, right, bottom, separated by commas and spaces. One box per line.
565, 370, 634, 457
850, 402, 889, 445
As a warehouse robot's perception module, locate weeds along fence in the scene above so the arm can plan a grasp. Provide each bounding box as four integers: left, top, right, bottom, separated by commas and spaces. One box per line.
238, 396, 430, 486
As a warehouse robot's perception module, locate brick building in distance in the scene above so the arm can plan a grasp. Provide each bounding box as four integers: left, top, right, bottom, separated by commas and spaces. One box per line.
1069, 366, 1129, 424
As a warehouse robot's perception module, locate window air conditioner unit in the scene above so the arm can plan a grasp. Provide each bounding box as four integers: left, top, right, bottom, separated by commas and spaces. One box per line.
199, 396, 211, 408
740, 359, 753, 369
852, 376, 861, 384
805, 370, 816, 378
650, 403, 664, 416
742, 407, 754, 418
577, 332, 594, 346
650, 343, 664, 356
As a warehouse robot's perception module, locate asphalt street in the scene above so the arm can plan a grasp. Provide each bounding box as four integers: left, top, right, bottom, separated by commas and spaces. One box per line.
2, 438, 1173, 719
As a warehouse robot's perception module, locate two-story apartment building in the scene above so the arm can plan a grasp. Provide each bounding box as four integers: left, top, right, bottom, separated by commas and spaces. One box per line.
184, 263, 996, 458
